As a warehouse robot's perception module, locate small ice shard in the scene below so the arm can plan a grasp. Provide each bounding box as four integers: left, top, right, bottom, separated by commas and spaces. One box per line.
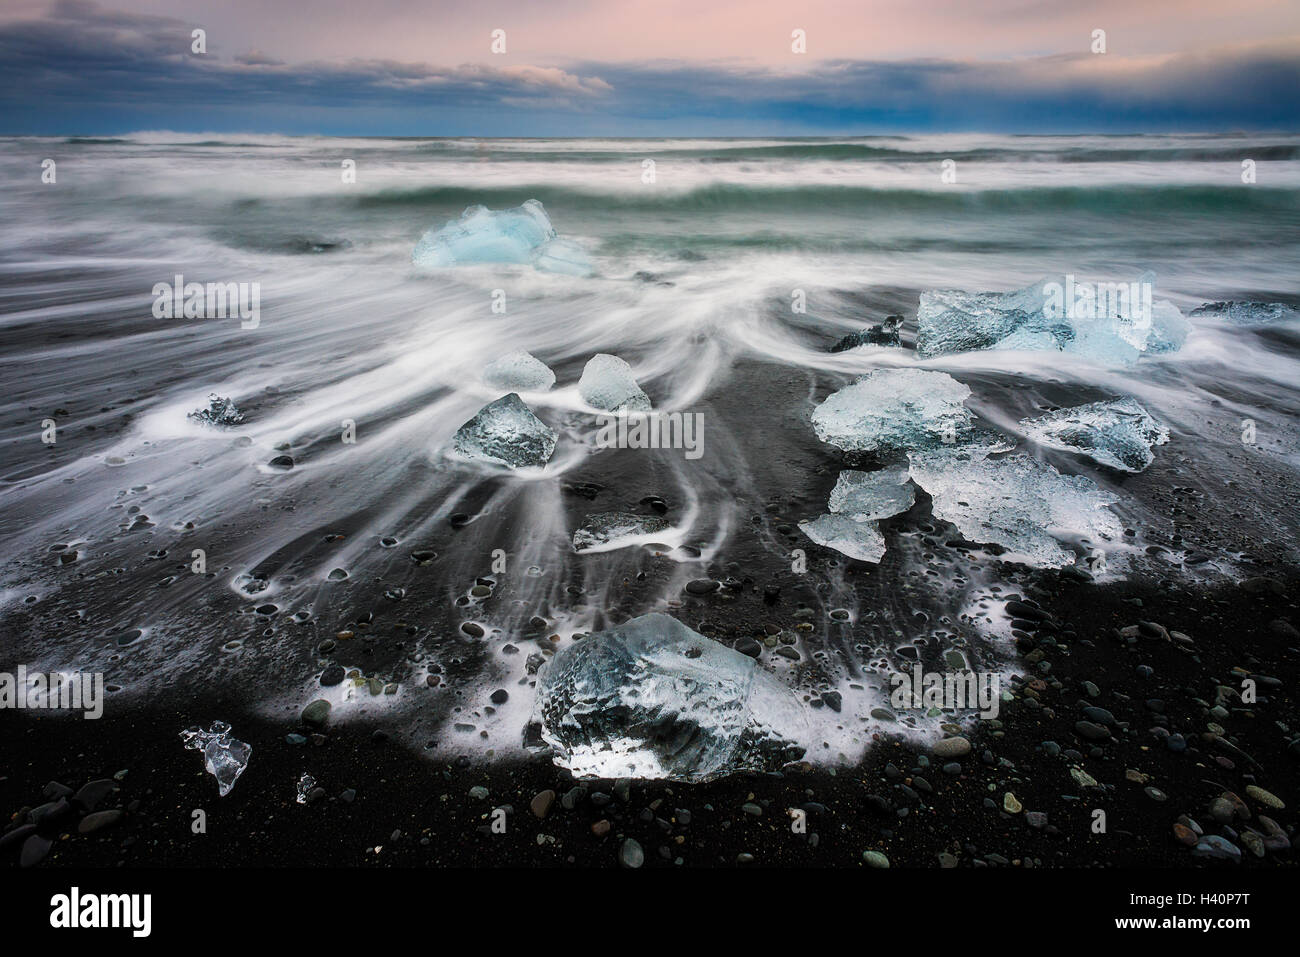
578, 354, 651, 412
811, 369, 972, 453
1019, 397, 1169, 472
411, 199, 593, 275
572, 511, 669, 552
907, 445, 1123, 569
451, 393, 557, 469
830, 315, 902, 352
188, 394, 244, 427
533, 613, 808, 782
799, 467, 914, 563
482, 350, 556, 392
1190, 301, 1300, 325
916, 272, 1189, 363
827, 466, 915, 519
799, 513, 887, 562
296, 772, 316, 805
179, 721, 251, 797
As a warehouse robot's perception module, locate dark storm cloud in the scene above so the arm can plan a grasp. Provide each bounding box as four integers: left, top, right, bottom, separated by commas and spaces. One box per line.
2, 1, 1297, 134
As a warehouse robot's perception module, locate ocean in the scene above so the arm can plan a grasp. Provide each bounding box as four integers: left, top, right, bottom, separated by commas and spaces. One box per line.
1, 132, 1298, 769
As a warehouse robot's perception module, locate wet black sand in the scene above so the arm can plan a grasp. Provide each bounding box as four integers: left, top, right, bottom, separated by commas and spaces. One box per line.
3, 564, 1296, 870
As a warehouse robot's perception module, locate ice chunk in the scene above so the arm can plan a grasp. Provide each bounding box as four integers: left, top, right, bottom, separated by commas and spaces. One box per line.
1190, 301, 1300, 325
482, 350, 555, 392
830, 315, 902, 352
799, 467, 913, 563
573, 511, 669, 552
451, 393, 557, 469
799, 513, 888, 562
412, 199, 592, 275
295, 772, 316, 805
533, 613, 808, 782
180, 721, 251, 797
811, 369, 972, 453
188, 394, 244, 427
531, 238, 595, 277
916, 272, 1189, 363
1020, 397, 1168, 472
578, 354, 651, 412
827, 466, 915, 519
907, 446, 1123, 568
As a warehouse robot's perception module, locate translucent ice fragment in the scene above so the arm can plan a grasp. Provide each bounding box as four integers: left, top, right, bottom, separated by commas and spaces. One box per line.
916, 272, 1188, 363
451, 393, 557, 469
411, 199, 592, 275
907, 446, 1123, 569
296, 772, 316, 805
180, 721, 251, 797
188, 394, 244, 427
827, 466, 915, 520
578, 354, 651, 412
1019, 397, 1169, 472
533, 613, 808, 782
798, 512, 888, 563
811, 369, 972, 453
830, 315, 902, 352
1190, 301, 1300, 325
572, 511, 669, 552
482, 350, 556, 392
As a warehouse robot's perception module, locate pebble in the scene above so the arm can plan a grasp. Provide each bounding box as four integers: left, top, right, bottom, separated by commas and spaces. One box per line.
619, 838, 644, 868
530, 789, 556, 819
468, 786, 489, 800
78, 809, 124, 834
1003, 792, 1022, 813
1190, 835, 1241, 863
931, 736, 971, 758
1245, 785, 1284, 810
862, 850, 890, 869
301, 699, 331, 728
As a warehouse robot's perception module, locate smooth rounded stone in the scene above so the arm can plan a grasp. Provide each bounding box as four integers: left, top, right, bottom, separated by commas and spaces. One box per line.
326, 567, 349, 581
461, 622, 485, 638
77, 809, 124, 834
1245, 785, 1284, 810
1144, 786, 1167, 803
560, 786, 586, 810
942, 761, 963, 776
301, 699, 332, 728
684, 579, 719, 595
1255, 815, 1291, 852
490, 689, 509, 705
1003, 792, 1022, 814
320, 664, 346, 687
1172, 823, 1198, 846
1075, 720, 1110, 741
20, 834, 52, 868
741, 802, 763, 817
0, 824, 37, 853
73, 779, 118, 813
1025, 811, 1048, 829
267, 454, 294, 470
1268, 618, 1300, 640
937, 852, 958, 868
619, 838, 644, 869
861, 850, 890, 869
1190, 835, 1241, 863
470, 584, 492, 599
286, 733, 307, 745
736, 852, 755, 864
591, 819, 611, 837
530, 789, 556, 819
734, 637, 762, 658
1239, 831, 1266, 858
821, 691, 842, 713
931, 736, 971, 758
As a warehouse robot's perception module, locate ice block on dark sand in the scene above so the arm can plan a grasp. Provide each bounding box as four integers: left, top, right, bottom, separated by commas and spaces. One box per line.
452, 393, 557, 469
533, 614, 808, 782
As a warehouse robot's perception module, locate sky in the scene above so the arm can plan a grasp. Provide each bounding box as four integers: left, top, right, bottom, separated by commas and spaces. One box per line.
2, 0, 1298, 135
